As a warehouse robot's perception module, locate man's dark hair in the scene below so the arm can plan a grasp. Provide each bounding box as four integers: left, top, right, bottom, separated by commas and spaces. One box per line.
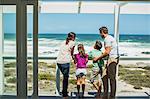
66, 32, 76, 45
99, 26, 108, 34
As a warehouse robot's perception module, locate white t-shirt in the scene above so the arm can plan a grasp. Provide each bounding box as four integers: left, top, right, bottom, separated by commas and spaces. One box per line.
104, 35, 118, 58
56, 40, 75, 64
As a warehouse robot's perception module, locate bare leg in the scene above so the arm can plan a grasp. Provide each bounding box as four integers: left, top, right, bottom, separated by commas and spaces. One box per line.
77, 78, 81, 97
81, 76, 86, 97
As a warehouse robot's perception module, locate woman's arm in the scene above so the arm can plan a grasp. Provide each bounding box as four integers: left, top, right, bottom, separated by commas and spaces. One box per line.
71, 46, 75, 57
73, 54, 77, 64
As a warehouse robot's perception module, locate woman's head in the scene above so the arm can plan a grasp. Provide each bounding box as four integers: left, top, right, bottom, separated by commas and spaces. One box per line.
66, 32, 76, 44
77, 44, 85, 55
94, 40, 102, 50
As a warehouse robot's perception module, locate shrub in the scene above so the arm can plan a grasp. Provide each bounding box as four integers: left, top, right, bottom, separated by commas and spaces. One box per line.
7, 77, 16, 83
5, 62, 16, 68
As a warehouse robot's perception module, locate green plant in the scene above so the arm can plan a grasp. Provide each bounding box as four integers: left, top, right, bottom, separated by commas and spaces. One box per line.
38, 73, 51, 80
47, 64, 56, 68
119, 67, 150, 88
69, 79, 76, 85
7, 77, 16, 83
5, 62, 16, 68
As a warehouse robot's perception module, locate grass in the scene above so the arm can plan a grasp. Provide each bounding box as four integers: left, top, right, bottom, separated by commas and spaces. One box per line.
27, 64, 33, 70
38, 62, 49, 68
69, 79, 76, 85
7, 77, 16, 83
47, 63, 56, 68
38, 73, 56, 81
4, 69, 16, 77
119, 65, 150, 88
5, 62, 16, 68
38, 73, 51, 80
4, 61, 150, 92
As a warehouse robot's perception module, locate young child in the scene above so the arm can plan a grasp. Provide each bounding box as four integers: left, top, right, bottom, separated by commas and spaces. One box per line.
88, 40, 104, 97
74, 44, 88, 98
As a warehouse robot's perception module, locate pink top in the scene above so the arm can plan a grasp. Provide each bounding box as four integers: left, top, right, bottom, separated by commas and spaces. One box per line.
75, 53, 88, 69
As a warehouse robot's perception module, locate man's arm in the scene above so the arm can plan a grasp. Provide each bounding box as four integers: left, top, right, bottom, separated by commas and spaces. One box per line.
93, 46, 111, 62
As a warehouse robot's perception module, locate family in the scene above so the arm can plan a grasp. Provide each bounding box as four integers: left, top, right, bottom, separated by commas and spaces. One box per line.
56, 26, 119, 99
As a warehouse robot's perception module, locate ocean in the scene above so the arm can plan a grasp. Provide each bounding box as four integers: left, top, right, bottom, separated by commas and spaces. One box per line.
4, 33, 150, 57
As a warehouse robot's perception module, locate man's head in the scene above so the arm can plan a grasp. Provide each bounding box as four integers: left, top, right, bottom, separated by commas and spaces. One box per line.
68, 32, 76, 41
99, 26, 108, 39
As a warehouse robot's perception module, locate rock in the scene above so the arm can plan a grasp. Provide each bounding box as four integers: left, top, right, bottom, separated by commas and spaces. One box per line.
136, 62, 149, 67
133, 86, 142, 90
141, 51, 150, 54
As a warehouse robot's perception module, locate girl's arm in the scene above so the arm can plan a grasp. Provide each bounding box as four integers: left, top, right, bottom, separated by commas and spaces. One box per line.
85, 54, 88, 63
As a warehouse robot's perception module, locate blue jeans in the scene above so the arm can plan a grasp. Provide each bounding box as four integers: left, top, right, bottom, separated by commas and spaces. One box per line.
57, 63, 70, 97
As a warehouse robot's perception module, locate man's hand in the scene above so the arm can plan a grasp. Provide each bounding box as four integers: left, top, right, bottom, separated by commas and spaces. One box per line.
93, 47, 111, 62
93, 57, 100, 62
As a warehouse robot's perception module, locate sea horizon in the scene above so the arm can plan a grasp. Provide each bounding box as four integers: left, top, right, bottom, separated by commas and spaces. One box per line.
4, 33, 150, 35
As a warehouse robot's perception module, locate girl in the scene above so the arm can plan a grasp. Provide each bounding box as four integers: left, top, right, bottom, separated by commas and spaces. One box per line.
74, 44, 88, 98
56, 32, 76, 98
88, 40, 104, 97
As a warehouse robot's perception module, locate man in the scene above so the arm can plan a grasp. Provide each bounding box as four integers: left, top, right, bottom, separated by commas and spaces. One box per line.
93, 26, 119, 99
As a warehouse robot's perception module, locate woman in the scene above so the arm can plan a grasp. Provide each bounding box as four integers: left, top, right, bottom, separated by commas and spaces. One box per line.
56, 32, 76, 98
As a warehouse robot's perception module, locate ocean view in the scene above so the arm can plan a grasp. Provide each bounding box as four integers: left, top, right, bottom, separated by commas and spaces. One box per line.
4, 33, 150, 57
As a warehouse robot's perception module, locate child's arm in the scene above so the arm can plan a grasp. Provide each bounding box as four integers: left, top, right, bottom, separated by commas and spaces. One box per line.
88, 51, 93, 60
98, 59, 104, 67
98, 52, 105, 67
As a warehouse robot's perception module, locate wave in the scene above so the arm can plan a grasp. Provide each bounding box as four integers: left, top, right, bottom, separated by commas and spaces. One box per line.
3, 38, 150, 57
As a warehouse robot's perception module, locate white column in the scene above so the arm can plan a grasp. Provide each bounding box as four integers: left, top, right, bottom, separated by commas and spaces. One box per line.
0, 5, 4, 95
114, 3, 120, 97
114, 4, 120, 43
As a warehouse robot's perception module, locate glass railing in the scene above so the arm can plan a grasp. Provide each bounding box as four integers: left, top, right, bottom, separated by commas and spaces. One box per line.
2, 56, 150, 97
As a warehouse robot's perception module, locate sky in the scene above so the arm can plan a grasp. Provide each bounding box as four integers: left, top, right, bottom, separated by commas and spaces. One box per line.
4, 13, 150, 35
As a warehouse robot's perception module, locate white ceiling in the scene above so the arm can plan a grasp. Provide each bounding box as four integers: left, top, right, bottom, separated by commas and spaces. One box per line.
1, 1, 150, 14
